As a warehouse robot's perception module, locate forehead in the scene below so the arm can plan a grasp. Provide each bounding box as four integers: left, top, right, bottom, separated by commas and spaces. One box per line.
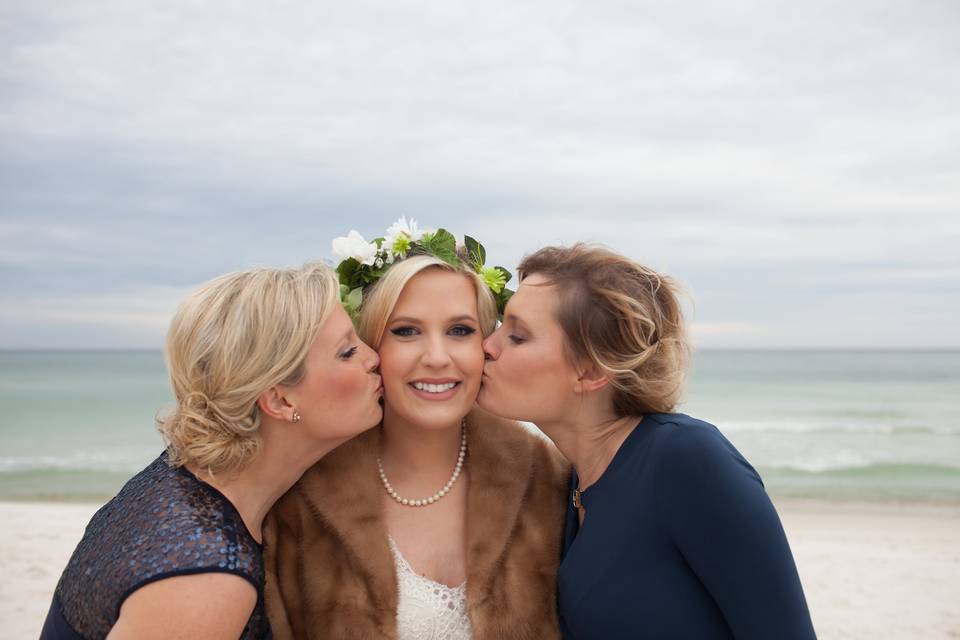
390, 268, 478, 318
313, 304, 353, 348
513, 274, 559, 308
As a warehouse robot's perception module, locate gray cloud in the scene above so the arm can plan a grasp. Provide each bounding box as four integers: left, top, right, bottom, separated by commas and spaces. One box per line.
1, 0, 958, 347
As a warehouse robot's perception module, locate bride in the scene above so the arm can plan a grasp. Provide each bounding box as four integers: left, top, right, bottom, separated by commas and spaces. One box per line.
264, 220, 569, 639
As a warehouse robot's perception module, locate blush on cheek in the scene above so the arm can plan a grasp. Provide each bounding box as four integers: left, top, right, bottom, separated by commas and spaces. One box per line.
323, 369, 367, 401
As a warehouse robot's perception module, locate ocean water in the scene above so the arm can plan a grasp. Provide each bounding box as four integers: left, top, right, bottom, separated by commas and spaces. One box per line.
682, 350, 960, 503
1, 349, 958, 503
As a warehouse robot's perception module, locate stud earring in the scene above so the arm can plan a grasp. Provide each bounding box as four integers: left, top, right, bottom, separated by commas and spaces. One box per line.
292, 411, 302, 423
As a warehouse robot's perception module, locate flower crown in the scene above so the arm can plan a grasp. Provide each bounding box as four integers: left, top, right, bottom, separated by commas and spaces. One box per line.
331, 216, 514, 319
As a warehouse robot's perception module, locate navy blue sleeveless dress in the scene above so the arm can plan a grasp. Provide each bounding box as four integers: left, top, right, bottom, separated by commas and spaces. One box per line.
40, 453, 270, 640
558, 413, 816, 639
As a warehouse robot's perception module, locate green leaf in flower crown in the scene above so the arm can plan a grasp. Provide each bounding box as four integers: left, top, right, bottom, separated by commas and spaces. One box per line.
495, 288, 514, 317
343, 286, 364, 318
494, 266, 512, 285
360, 263, 388, 285
464, 235, 486, 268
423, 228, 460, 266
336, 258, 362, 288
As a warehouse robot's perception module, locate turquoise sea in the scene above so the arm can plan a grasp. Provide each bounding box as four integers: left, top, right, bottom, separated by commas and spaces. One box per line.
1, 349, 958, 503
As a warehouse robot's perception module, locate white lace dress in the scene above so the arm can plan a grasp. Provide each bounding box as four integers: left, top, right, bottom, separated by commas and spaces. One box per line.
389, 537, 473, 640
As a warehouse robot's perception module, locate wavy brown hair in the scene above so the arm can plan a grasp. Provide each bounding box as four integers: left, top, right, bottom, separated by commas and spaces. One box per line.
518, 244, 690, 416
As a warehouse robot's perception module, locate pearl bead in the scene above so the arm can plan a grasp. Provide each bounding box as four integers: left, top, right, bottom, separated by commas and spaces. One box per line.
377, 419, 467, 508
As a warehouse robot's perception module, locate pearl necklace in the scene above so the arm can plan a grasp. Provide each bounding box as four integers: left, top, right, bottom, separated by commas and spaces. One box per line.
377, 421, 467, 507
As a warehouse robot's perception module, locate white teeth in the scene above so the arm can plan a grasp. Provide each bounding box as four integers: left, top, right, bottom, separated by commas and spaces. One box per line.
412, 381, 457, 393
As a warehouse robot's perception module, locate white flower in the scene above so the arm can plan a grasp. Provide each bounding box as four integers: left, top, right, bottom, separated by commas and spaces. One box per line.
383, 216, 427, 258
388, 215, 425, 241
331, 230, 379, 266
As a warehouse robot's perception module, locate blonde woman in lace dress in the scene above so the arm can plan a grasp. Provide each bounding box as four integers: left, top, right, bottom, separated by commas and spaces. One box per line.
264, 243, 569, 640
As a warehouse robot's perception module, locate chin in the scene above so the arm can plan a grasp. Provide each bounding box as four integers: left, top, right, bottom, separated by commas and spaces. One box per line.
420, 406, 472, 429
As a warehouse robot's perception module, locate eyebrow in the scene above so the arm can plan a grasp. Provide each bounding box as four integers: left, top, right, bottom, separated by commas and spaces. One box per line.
338, 328, 354, 345
389, 314, 478, 324
503, 312, 527, 329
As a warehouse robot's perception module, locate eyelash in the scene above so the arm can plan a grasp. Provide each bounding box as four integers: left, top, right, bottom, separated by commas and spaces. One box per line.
508, 334, 525, 345
389, 325, 477, 338
339, 346, 359, 359
450, 325, 476, 337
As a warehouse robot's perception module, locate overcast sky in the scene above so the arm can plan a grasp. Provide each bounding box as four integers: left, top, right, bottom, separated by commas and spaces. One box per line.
1, 0, 958, 349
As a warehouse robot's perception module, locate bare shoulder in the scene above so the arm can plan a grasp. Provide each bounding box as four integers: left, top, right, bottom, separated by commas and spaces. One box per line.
107, 572, 258, 640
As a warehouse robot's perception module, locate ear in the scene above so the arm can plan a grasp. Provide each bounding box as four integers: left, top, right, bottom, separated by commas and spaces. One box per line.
573, 361, 611, 394
257, 385, 295, 422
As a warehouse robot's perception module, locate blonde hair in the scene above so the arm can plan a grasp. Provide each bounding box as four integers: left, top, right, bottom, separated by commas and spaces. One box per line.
518, 244, 691, 415
357, 252, 497, 349
158, 262, 340, 475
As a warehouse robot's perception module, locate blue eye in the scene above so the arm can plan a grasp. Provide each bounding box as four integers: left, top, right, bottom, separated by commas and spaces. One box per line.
390, 326, 418, 337
339, 346, 359, 359
449, 325, 476, 337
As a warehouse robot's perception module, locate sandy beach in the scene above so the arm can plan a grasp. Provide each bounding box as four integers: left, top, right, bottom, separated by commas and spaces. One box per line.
777, 500, 960, 639
2, 499, 958, 639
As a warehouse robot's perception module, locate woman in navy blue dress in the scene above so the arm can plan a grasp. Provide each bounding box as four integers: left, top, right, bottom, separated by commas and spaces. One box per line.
41, 263, 384, 640
478, 244, 816, 640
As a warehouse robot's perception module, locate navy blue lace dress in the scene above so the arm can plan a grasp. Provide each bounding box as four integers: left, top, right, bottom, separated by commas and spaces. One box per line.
40, 453, 270, 640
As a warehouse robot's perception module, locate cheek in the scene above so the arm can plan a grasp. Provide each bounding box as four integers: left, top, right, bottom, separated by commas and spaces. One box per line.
326, 365, 367, 398
459, 342, 485, 380
500, 346, 533, 381
376, 344, 412, 391
511, 345, 564, 388
306, 365, 365, 411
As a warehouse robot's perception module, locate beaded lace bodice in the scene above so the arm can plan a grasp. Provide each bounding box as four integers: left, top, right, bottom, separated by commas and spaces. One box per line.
389, 537, 472, 640
52, 453, 268, 639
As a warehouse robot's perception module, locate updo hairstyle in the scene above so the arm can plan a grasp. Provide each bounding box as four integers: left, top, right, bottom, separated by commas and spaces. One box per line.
357, 251, 497, 350
517, 244, 691, 415
158, 262, 339, 475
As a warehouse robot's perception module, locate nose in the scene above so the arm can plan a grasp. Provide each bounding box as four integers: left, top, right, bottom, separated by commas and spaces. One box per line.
421, 334, 453, 368
362, 343, 380, 373
482, 329, 501, 361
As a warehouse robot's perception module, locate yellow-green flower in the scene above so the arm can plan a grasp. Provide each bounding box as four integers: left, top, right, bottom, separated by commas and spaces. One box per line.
390, 234, 412, 257
384, 216, 427, 259
480, 266, 506, 294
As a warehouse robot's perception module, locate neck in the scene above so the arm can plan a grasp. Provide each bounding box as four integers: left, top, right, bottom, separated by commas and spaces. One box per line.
379, 404, 465, 491
538, 410, 641, 492
190, 419, 351, 543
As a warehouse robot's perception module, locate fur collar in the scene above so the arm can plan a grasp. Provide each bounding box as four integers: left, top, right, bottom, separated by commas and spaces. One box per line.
291, 409, 537, 617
